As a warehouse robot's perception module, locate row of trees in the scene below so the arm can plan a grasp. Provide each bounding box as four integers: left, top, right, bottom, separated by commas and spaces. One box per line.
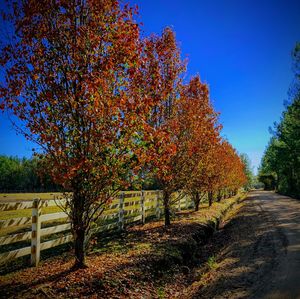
259, 43, 300, 197
0, 156, 60, 192
0, 0, 247, 267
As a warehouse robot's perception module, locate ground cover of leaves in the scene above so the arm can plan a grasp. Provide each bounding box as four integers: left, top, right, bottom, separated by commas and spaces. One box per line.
0, 195, 244, 299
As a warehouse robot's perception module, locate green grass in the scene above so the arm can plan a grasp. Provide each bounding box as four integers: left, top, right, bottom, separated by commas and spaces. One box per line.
0, 205, 62, 220
0, 192, 64, 202
157, 287, 165, 299
0, 192, 66, 236
207, 255, 218, 269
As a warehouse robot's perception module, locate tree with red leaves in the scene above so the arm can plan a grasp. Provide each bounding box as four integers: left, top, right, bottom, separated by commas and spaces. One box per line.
200, 140, 247, 206
139, 27, 188, 225
182, 76, 221, 211
0, 0, 151, 268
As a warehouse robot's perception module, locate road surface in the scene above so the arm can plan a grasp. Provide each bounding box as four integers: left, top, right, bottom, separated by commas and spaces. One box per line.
256, 191, 300, 299
183, 190, 300, 299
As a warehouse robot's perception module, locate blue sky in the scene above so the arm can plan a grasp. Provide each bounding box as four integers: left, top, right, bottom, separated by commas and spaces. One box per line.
1, 0, 300, 173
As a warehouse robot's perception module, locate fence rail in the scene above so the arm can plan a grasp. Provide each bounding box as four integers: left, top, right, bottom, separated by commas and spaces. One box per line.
0, 190, 193, 267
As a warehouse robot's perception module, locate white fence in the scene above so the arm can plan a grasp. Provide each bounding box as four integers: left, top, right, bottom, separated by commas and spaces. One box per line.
0, 190, 192, 266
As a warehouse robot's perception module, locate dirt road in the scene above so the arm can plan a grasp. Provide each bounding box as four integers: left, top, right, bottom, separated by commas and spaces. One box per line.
182, 190, 300, 299
257, 191, 300, 299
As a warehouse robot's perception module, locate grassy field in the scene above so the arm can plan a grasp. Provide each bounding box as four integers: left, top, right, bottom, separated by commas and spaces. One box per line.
0, 193, 65, 236
0, 192, 64, 202
0, 191, 156, 236
0, 191, 141, 202
0, 193, 65, 221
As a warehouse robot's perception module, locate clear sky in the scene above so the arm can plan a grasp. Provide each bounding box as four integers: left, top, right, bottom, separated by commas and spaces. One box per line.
1, 0, 300, 174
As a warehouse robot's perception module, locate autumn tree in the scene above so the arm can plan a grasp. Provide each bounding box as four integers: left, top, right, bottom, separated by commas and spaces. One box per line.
139, 29, 218, 225
181, 76, 220, 211
187, 126, 246, 208
218, 141, 247, 198
138, 27, 186, 225
0, 0, 152, 268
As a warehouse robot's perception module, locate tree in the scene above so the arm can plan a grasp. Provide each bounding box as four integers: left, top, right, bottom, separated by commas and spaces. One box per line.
203, 140, 246, 205
0, 155, 59, 192
258, 137, 280, 190
0, 0, 152, 268
182, 77, 221, 210
139, 27, 186, 225
240, 153, 254, 191
259, 43, 300, 197
190, 141, 247, 210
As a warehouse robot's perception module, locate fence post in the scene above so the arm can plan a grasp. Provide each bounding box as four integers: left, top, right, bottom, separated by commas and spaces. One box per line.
118, 192, 124, 231
31, 198, 41, 267
140, 190, 145, 224
155, 190, 161, 219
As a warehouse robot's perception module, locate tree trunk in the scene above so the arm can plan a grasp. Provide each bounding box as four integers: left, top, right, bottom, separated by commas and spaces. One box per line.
164, 205, 171, 226
74, 228, 86, 268
208, 191, 213, 206
276, 172, 280, 192
163, 191, 171, 226
72, 190, 87, 268
217, 190, 222, 202
194, 192, 200, 211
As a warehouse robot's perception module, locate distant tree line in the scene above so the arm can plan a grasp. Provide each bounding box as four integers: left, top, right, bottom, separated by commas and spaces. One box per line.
0, 155, 61, 192
259, 43, 300, 197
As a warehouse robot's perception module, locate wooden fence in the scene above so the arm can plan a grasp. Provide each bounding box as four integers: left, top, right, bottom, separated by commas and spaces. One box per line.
0, 190, 192, 267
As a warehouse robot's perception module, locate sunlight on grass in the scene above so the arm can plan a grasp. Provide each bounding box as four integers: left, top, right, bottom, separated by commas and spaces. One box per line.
207, 255, 218, 270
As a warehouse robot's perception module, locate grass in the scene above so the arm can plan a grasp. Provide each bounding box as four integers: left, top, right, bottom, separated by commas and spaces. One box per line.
177, 195, 245, 225
0, 192, 64, 202
0, 205, 62, 220
157, 286, 165, 299
0, 193, 67, 237
207, 255, 218, 269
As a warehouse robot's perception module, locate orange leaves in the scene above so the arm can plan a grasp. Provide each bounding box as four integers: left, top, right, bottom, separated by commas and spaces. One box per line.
177, 76, 247, 197
0, 3, 151, 221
